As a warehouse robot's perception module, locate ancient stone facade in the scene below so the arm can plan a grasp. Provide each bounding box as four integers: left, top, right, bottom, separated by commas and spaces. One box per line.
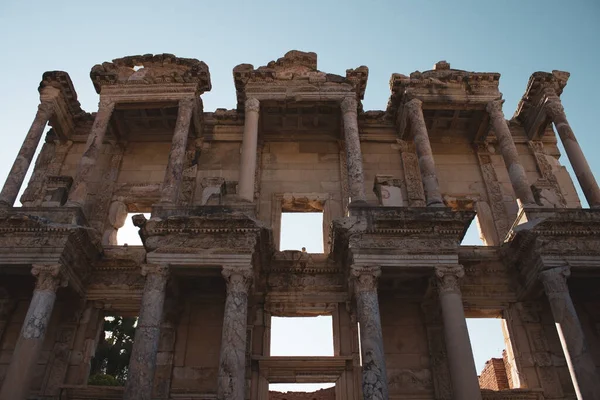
0, 51, 598, 400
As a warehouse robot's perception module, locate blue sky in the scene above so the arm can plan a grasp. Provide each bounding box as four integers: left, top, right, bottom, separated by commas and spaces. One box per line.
1, 0, 598, 392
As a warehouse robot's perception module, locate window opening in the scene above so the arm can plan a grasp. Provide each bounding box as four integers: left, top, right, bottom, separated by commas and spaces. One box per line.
269, 383, 336, 395
117, 213, 149, 246
89, 315, 137, 386
462, 217, 486, 246
467, 318, 516, 390
279, 212, 323, 253
270, 316, 333, 356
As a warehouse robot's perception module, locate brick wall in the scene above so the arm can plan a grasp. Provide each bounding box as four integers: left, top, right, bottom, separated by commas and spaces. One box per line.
478, 357, 509, 390
269, 387, 335, 400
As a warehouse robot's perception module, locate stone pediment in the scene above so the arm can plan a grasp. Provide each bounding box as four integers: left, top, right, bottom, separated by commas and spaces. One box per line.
233, 50, 368, 110
90, 53, 211, 94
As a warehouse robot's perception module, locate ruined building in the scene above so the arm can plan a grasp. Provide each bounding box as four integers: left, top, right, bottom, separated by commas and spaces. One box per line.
0, 51, 599, 400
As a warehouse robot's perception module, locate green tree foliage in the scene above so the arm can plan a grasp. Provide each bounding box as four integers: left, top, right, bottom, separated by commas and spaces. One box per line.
89, 316, 137, 385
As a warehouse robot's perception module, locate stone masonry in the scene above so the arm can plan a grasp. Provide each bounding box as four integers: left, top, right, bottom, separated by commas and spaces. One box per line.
0, 51, 598, 400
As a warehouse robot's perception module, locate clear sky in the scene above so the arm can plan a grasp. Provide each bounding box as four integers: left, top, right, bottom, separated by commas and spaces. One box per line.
1, 0, 598, 393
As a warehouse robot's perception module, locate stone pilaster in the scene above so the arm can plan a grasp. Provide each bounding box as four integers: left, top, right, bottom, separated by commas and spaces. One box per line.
539, 267, 600, 400
0, 102, 55, 207
67, 98, 115, 207
160, 98, 195, 204
405, 99, 444, 207
124, 264, 169, 400
545, 98, 600, 208
0, 264, 67, 400
486, 100, 536, 205
217, 265, 253, 400
434, 265, 482, 400
238, 98, 260, 202
350, 266, 388, 400
341, 97, 367, 203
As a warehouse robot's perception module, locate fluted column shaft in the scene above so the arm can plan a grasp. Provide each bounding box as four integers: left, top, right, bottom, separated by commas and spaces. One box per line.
160, 98, 195, 204
487, 100, 536, 205
0, 265, 67, 400
406, 99, 444, 206
238, 98, 260, 202
351, 266, 388, 400
124, 264, 169, 400
435, 265, 482, 400
341, 97, 367, 203
0, 102, 55, 206
539, 267, 600, 400
545, 98, 600, 208
67, 98, 115, 206
217, 266, 253, 400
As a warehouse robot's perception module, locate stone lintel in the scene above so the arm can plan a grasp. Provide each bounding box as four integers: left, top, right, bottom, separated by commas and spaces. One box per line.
146, 252, 253, 269
254, 356, 353, 383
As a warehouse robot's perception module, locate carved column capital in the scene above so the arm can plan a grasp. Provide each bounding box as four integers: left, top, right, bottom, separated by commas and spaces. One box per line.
350, 266, 381, 293
37, 101, 55, 120
544, 99, 566, 121
178, 97, 195, 110
98, 97, 116, 111
435, 265, 465, 294
405, 98, 423, 112
340, 96, 357, 114
485, 99, 505, 117
31, 264, 68, 292
539, 266, 571, 294
245, 97, 260, 113
141, 264, 170, 278
222, 265, 253, 294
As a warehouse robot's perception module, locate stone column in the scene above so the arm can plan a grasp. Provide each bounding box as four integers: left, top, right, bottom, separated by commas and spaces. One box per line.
238, 98, 260, 202
539, 267, 600, 400
67, 98, 115, 207
0, 102, 55, 207
160, 98, 195, 204
350, 266, 388, 400
341, 97, 367, 203
124, 264, 169, 400
405, 99, 444, 207
486, 100, 536, 205
217, 265, 253, 400
435, 265, 482, 400
545, 98, 600, 208
0, 264, 67, 400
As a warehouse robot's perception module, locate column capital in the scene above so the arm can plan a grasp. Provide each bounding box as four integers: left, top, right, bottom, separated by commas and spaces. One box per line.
37, 101, 55, 120
178, 97, 195, 110
222, 265, 253, 293
544, 98, 566, 121
141, 264, 170, 278
485, 99, 505, 116
539, 266, 571, 294
350, 265, 381, 293
405, 98, 423, 111
435, 264, 465, 294
340, 96, 357, 114
245, 97, 260, 113
98, 97, 116, 110
31, 264, 68, 292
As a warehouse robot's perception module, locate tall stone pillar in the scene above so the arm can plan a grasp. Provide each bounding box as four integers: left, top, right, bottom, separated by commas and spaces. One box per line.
0, 101, 55, 206
545, 98, 600, 208
0, 264, 67, 400
238, 98, 260, 202
67, 98, 115, 207
539, 267, 600, 400
405, 99, 444, 207
160, 98, 195, 204
341, 97, 367, 203
486, 100, 536, 205
350, 266, 388, 400
124, 264, 169, 400
434, 265, 482, 400
217, 265, 253, 400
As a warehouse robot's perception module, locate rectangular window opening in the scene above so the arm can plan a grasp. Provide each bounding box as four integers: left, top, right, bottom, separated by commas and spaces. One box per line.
270, 316, 333, 356
269, 383, 336, 394
89, 315, 138, 386
279, 212, 324, 253
467, 317, 518, 390
116, 213, 150, 246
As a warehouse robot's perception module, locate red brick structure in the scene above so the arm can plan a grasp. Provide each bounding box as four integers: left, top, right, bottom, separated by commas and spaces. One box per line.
270, 387, 335, 400
478, 357, 509, 390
